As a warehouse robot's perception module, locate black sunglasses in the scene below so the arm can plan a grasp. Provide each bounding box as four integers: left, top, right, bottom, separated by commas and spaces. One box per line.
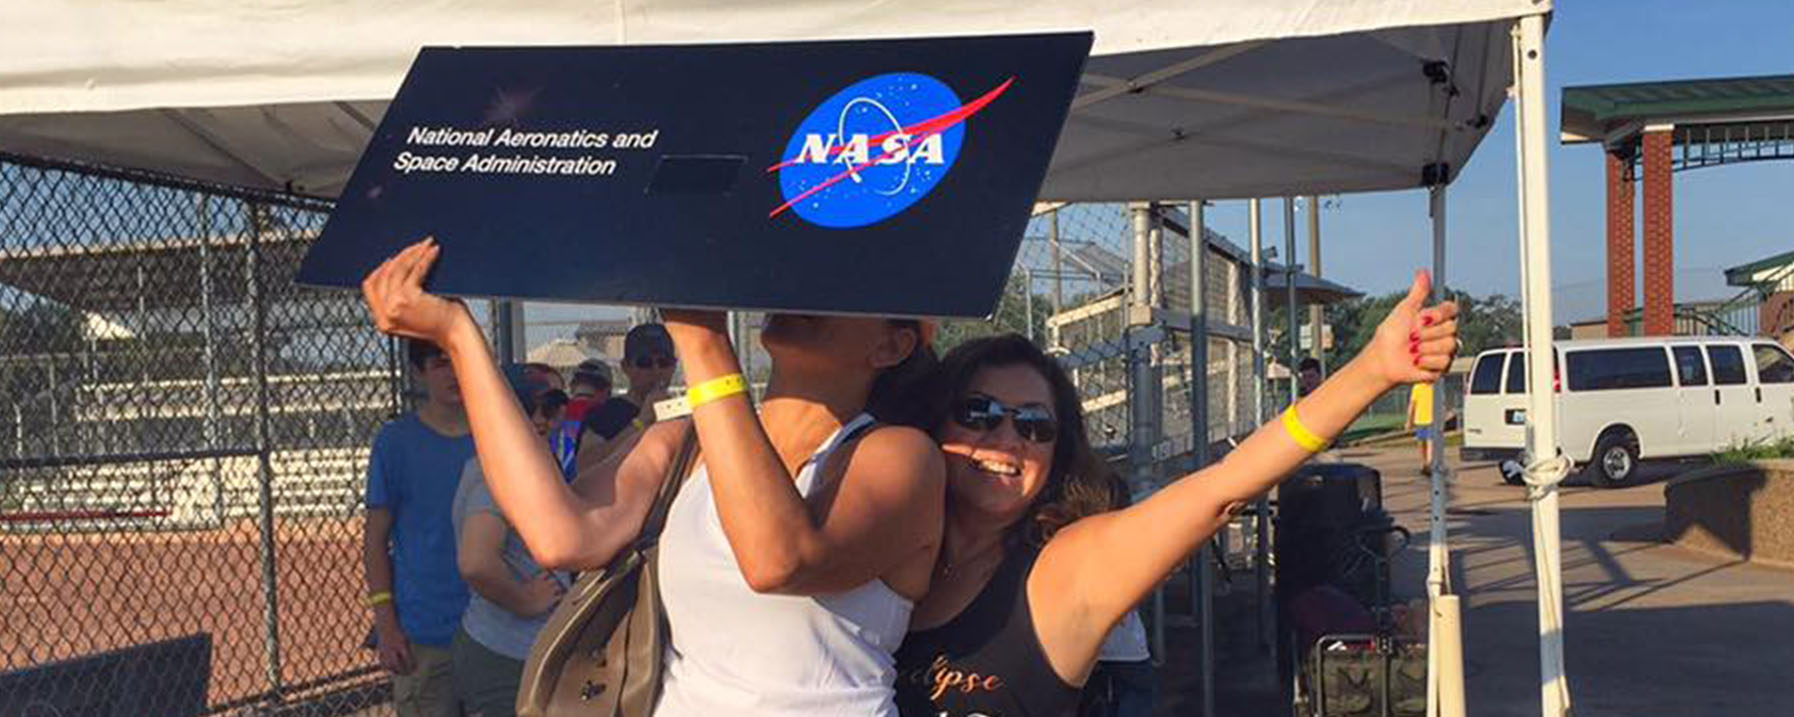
953, 395, 1058, 444
631, 355, 675, 369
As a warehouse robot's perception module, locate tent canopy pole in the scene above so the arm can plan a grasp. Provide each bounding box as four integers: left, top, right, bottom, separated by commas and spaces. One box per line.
1514, 13, 1573, 717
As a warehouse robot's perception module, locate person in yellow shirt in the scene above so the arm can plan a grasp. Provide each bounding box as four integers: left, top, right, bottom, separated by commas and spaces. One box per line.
1406, 381, 1436, 471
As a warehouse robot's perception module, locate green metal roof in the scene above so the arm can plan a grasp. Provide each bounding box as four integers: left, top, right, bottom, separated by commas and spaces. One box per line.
1725, 249, 1794, 287
1561, 74, 1794, 144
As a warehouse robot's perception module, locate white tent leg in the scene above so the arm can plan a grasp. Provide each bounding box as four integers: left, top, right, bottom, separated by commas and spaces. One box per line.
1426, 184, 1466, 717
1515, 14, 1573, 717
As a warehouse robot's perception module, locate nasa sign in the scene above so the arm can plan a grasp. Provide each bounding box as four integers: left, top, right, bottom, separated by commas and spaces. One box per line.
301, 34, 1090, 318
773, 73, 1010, 228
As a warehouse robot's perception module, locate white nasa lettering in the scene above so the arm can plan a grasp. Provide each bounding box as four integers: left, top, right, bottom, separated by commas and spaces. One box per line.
794, 133, 946, 166
909, 134, 945, 165
839, 134, 871, 165
797, 133, 837, 164
877, 135, 910, 165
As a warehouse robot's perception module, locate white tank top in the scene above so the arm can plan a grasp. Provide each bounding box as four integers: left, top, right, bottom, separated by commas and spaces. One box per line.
655, 413, 911, 716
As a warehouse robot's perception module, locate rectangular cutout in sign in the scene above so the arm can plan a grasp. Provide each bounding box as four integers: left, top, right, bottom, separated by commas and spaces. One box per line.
297, 33, 1093, 318
647, 155, 745, 196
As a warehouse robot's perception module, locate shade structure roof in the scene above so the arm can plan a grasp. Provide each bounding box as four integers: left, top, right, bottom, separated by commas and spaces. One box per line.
0, 0, 1539, 202
1262, 265, 1362, 305
1560, 73, 1794, 145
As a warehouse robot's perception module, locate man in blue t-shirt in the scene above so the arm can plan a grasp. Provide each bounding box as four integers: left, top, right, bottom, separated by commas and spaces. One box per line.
364, 339, 478, 717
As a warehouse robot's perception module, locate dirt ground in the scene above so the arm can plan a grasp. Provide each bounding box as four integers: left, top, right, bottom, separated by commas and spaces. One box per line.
1, 518, 386, 713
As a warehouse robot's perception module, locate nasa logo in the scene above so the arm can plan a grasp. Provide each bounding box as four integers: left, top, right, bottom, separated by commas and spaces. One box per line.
771, 72, 1013, 228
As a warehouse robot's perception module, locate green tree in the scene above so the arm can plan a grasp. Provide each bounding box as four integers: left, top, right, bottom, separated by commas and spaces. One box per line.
1318, 289, 1522, 369
934, 272, 1055, 353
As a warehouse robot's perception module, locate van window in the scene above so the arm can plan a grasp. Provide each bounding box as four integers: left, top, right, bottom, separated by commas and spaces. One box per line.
1672, 346, 1708, 386
1505, 354, 1527, 393
1754, 344, 1794, 384
1708, 345, 1748, 385
1469, 352, 1505, 395
1566, 347, 1672, 391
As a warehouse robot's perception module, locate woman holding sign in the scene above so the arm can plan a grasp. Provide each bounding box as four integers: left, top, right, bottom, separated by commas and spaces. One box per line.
361, 238, 944, 716
894, 272, 1458, 717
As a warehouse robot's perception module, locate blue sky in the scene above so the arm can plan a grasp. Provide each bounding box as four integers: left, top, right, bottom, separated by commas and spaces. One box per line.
1200, 0, 1794, 324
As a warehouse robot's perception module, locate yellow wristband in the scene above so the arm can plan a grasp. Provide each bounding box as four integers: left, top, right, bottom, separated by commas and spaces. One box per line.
365, 591, 393, 608
688, 373, 748, 408
1281, 406, 1330, 453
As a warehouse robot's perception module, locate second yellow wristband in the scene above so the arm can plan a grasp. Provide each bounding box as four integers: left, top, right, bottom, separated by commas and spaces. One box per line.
688, 373, 748, 408
1281, 406, 1330, 453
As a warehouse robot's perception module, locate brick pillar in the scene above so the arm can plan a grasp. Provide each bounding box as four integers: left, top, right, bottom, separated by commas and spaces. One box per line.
1642, 129, 1675, 336
1606, 151, 1636, 337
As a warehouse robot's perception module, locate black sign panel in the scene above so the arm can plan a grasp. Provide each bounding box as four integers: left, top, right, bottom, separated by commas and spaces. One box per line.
298, 33, 1092, 318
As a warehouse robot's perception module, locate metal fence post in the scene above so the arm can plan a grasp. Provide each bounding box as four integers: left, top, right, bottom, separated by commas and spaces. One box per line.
1308, 195, 1325, 365
1188, 199, 1216, 717
200, 196, 227, 525
1049, 209, 1064, 315
246, 201, 287, 705
1285, 197, 1300, 400
1248, 198, 1271, 650
1127, 202, 1166, 663
1022, 268, 1035, 342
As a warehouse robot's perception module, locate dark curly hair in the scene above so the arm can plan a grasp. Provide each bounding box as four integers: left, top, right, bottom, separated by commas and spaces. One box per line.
927, 333, 1115, 545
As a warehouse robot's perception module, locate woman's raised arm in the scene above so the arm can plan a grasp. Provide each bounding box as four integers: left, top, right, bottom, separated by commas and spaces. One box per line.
362, 238, 671, 571
1033, 270, 1458, 655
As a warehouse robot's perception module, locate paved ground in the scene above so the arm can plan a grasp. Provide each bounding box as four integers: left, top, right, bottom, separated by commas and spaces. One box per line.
1152, 445, 1794, 716
1338, 446, 1794, 716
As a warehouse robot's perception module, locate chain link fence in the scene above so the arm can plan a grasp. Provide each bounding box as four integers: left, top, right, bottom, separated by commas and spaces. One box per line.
1028, 203, 1261, 467
1, 156, 401, 715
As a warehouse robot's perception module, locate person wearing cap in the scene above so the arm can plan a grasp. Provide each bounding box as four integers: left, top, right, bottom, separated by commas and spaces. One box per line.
574, 323, 677, 470
563, 359, 613, 424
451, 365, 571, 717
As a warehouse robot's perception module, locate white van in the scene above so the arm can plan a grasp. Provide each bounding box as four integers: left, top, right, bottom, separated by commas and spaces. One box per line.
1461, 337, 1794, 487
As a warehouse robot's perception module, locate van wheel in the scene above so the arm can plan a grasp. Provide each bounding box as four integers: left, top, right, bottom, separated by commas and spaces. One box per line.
1588, 430, 1639, 488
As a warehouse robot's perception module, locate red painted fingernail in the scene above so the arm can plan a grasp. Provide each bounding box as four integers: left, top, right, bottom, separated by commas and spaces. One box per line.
1409, 331, 1419, 342
1412, 355, 1421, 366
1423, 315, 1435, 326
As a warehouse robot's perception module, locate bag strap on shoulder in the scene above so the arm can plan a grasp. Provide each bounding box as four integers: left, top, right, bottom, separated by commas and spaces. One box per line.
638, 421, 699, 544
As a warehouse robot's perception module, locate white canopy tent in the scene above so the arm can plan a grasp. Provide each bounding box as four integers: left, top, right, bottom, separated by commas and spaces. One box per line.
0, 2, 1568, 715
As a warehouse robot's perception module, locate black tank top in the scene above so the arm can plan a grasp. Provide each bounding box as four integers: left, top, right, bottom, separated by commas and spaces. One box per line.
894, 545, 1082, 717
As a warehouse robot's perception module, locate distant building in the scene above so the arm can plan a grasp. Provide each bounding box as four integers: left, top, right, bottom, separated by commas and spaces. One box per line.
1725, 250, 1794, 346
526, 338, 610, 377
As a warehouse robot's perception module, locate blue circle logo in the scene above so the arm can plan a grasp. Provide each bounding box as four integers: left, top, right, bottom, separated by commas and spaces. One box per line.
771, 73, 1011, 229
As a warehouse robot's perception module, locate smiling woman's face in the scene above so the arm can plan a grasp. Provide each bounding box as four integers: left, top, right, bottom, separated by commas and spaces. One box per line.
936, 363, 1058, 523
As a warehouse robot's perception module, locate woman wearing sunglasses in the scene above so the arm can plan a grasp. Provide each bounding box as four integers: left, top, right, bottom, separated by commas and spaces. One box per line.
361, 239, 945, 716
896, 272, 1458, 717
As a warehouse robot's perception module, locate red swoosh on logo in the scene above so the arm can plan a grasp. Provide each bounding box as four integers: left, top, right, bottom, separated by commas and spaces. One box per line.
768, 77, 1014, 219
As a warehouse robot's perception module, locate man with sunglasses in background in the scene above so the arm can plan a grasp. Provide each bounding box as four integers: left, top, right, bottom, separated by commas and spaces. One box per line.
575, 322, 677, 469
